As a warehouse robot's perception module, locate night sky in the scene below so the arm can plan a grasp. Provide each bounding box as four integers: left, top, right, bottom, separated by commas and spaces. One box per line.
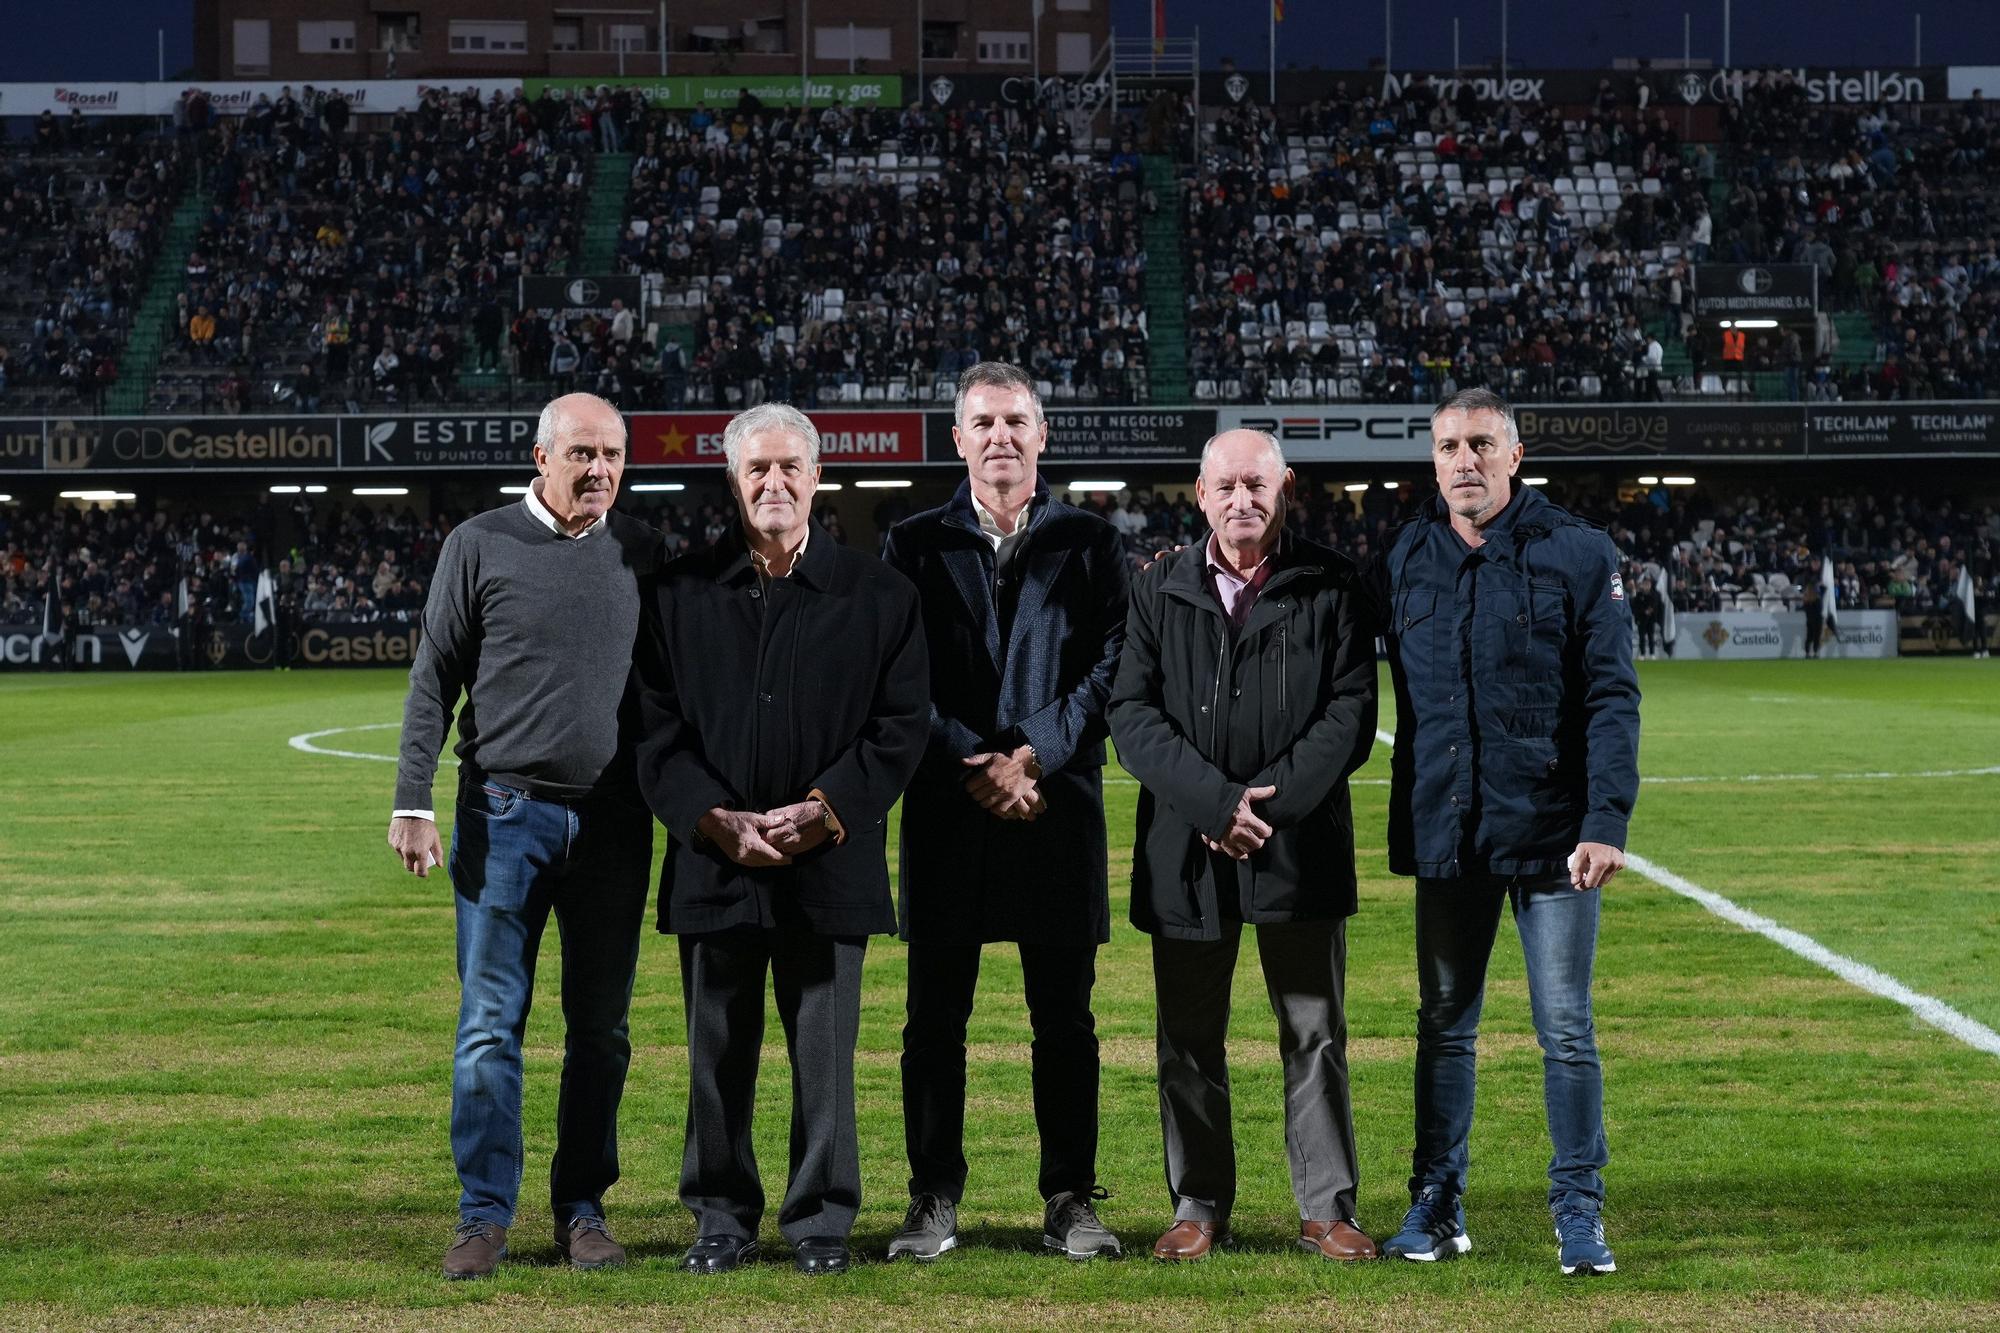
2, 1, 1997, 82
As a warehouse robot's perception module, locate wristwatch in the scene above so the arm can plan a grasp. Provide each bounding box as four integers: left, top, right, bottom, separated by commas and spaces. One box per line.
817, 800, 840, 833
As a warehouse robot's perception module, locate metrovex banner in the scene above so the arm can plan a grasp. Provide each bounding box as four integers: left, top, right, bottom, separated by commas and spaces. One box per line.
627, 411, 925, 466
521, 75, 900, 109
1694, 265, 1819, 319
0, 621, 422, 671
42, 417, 339, 472
1195, 67, 1940, 109
922, 409, 1217, 463
0, 80, 522, 117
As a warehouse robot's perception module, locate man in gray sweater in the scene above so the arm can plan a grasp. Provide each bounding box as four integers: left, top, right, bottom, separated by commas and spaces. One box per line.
388, 392, 663, 1279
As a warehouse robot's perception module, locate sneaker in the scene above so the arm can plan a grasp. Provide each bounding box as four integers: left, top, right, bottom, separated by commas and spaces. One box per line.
1382, 1186, 1471, 1262
1043, 1187, 1122, 1261
555, 1214, 626, 1270
1554, 1199, 1616, 1275
886, 1192, 958, 1262
442, 1219, 508, 1280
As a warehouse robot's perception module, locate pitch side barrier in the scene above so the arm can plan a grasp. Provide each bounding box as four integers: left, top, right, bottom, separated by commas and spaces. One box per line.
4, 404, 1999, 476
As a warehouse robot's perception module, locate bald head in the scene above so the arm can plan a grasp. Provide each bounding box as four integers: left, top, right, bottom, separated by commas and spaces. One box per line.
1197, 429, 1293, 561
533, 393, 628, 533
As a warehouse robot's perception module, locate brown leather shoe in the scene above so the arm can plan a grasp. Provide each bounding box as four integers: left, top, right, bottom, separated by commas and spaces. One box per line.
442, 1220, 508, 1279
1299, 1218, 1379, 1261
1152, 1219, 1225, 1261
555, 1215, 627, 1270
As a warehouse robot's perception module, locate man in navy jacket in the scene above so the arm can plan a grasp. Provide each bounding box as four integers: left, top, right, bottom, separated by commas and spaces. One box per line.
1373, 388, 1639, 1276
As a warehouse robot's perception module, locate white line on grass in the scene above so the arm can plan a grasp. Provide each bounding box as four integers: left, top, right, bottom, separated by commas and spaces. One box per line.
288, 722, 2000, 1056
1624, 853, 2000, 1059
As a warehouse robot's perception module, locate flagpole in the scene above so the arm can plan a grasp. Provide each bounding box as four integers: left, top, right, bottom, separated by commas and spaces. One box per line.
1268, 0, 1276, 104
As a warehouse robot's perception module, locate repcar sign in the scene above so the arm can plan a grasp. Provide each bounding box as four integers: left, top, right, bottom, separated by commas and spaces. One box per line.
1217, 406, 1434, 461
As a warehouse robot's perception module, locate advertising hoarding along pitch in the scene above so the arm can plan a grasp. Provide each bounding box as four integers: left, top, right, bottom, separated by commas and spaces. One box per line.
627, 411, 925, 467
1806, 403, 2000, 456
922, 409, 1218, 463
43, 418, 339, 472
0, 419, 44, 473
338, 415, 541, 469
521, 75, 900, 109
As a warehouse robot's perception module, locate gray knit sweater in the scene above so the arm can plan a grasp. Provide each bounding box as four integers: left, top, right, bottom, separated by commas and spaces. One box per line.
394, 500, 661, 811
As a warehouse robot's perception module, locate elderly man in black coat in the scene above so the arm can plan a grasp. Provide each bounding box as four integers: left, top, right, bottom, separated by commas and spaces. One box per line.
633, 401, 929, 1278
881, 362, 1130, 1262
1109, 428, 1378, 1264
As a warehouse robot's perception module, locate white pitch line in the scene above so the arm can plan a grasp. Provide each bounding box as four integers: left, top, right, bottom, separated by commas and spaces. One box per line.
288, 722, 458, 767
1625, 853, 2000, 1059
287, 721, 2000, 1056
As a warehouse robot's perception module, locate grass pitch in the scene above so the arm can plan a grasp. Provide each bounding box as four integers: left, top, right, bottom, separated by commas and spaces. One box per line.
1, 660, 1997, 1331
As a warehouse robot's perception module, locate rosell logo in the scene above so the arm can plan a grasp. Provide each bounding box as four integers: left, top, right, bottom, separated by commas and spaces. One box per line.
627, 412, 924, 466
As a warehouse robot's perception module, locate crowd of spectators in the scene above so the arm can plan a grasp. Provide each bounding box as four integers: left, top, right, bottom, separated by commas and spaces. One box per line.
11, 480, 1990, 647
1181, 78, 1707, 404
1714, 74, 2000, 400
0, 118, 190, 408
154, 84, 590, 414
609, 94, 1152, 409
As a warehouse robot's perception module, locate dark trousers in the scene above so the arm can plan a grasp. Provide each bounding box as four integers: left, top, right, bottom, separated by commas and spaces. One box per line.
1152, 917, 1359, 1224
678, 923, 867, 1244
901, 941, 1100, 1203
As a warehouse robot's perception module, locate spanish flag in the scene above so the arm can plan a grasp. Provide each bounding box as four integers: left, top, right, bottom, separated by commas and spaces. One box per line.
1154, 0, 1166, 52
1274, 0, 1285, 19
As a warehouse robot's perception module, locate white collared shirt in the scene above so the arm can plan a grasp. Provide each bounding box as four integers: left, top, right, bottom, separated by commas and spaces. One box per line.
970, 488, 1033, 566
525, 476, 606, 539
750, 523, 811, 580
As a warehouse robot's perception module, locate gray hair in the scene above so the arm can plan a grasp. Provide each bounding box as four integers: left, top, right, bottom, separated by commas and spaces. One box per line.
954, 360, 1044, 427
535, 392, 626, 452
1199, 429, 1285, 477
1430, 386, 1520, 445
721, 401, 820, 470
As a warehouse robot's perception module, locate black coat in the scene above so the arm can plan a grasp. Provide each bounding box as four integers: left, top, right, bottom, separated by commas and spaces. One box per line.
1374, 486, 1640, 879
633, 523, 929, 937
883, 479, 1129, 944
1108, 532, 1377, 941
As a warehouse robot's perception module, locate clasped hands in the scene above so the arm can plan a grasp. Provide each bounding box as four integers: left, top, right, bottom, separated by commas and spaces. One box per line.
697, 798, 833, 868
962, 743, 1045, 821
1201, 784, 1278, 861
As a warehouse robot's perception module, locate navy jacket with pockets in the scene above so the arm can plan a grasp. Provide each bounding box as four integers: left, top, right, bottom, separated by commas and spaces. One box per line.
1375, 485, 1640, 880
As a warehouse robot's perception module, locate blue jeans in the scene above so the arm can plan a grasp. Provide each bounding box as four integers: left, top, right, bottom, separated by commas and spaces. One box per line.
1410, 874, 1607, 1208
449, 777, 653, 1228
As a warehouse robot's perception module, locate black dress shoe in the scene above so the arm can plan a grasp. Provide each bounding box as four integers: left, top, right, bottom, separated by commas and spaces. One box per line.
792, 1236, 851, 1275
683, 1234, 760, 1274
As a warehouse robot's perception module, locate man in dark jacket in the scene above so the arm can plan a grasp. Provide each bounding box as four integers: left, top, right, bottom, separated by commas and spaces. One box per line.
882, 362, 1129, 1263
632, 402, 929, 1277
1374, 387, 1639, 1276
1109, 429, 1379, 1264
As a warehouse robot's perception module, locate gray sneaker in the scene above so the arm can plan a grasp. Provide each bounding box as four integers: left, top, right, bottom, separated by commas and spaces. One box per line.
887, 1192, 958, 1262
1043, 1188, 1122, 1261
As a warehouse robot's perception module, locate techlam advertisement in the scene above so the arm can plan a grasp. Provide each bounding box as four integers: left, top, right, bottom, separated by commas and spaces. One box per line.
626, 411, 925, 467
1670, 610, 1898, 661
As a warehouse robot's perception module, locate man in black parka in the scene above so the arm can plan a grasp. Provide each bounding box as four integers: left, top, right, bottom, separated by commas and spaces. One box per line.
882, 362, 1130, 1262
1109, 428, 1379, 1264
633, 402, 929, 1278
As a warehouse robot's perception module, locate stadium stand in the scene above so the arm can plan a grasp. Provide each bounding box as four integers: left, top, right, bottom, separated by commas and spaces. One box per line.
614, 95, 1152, 409
0, 121, 193, 411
